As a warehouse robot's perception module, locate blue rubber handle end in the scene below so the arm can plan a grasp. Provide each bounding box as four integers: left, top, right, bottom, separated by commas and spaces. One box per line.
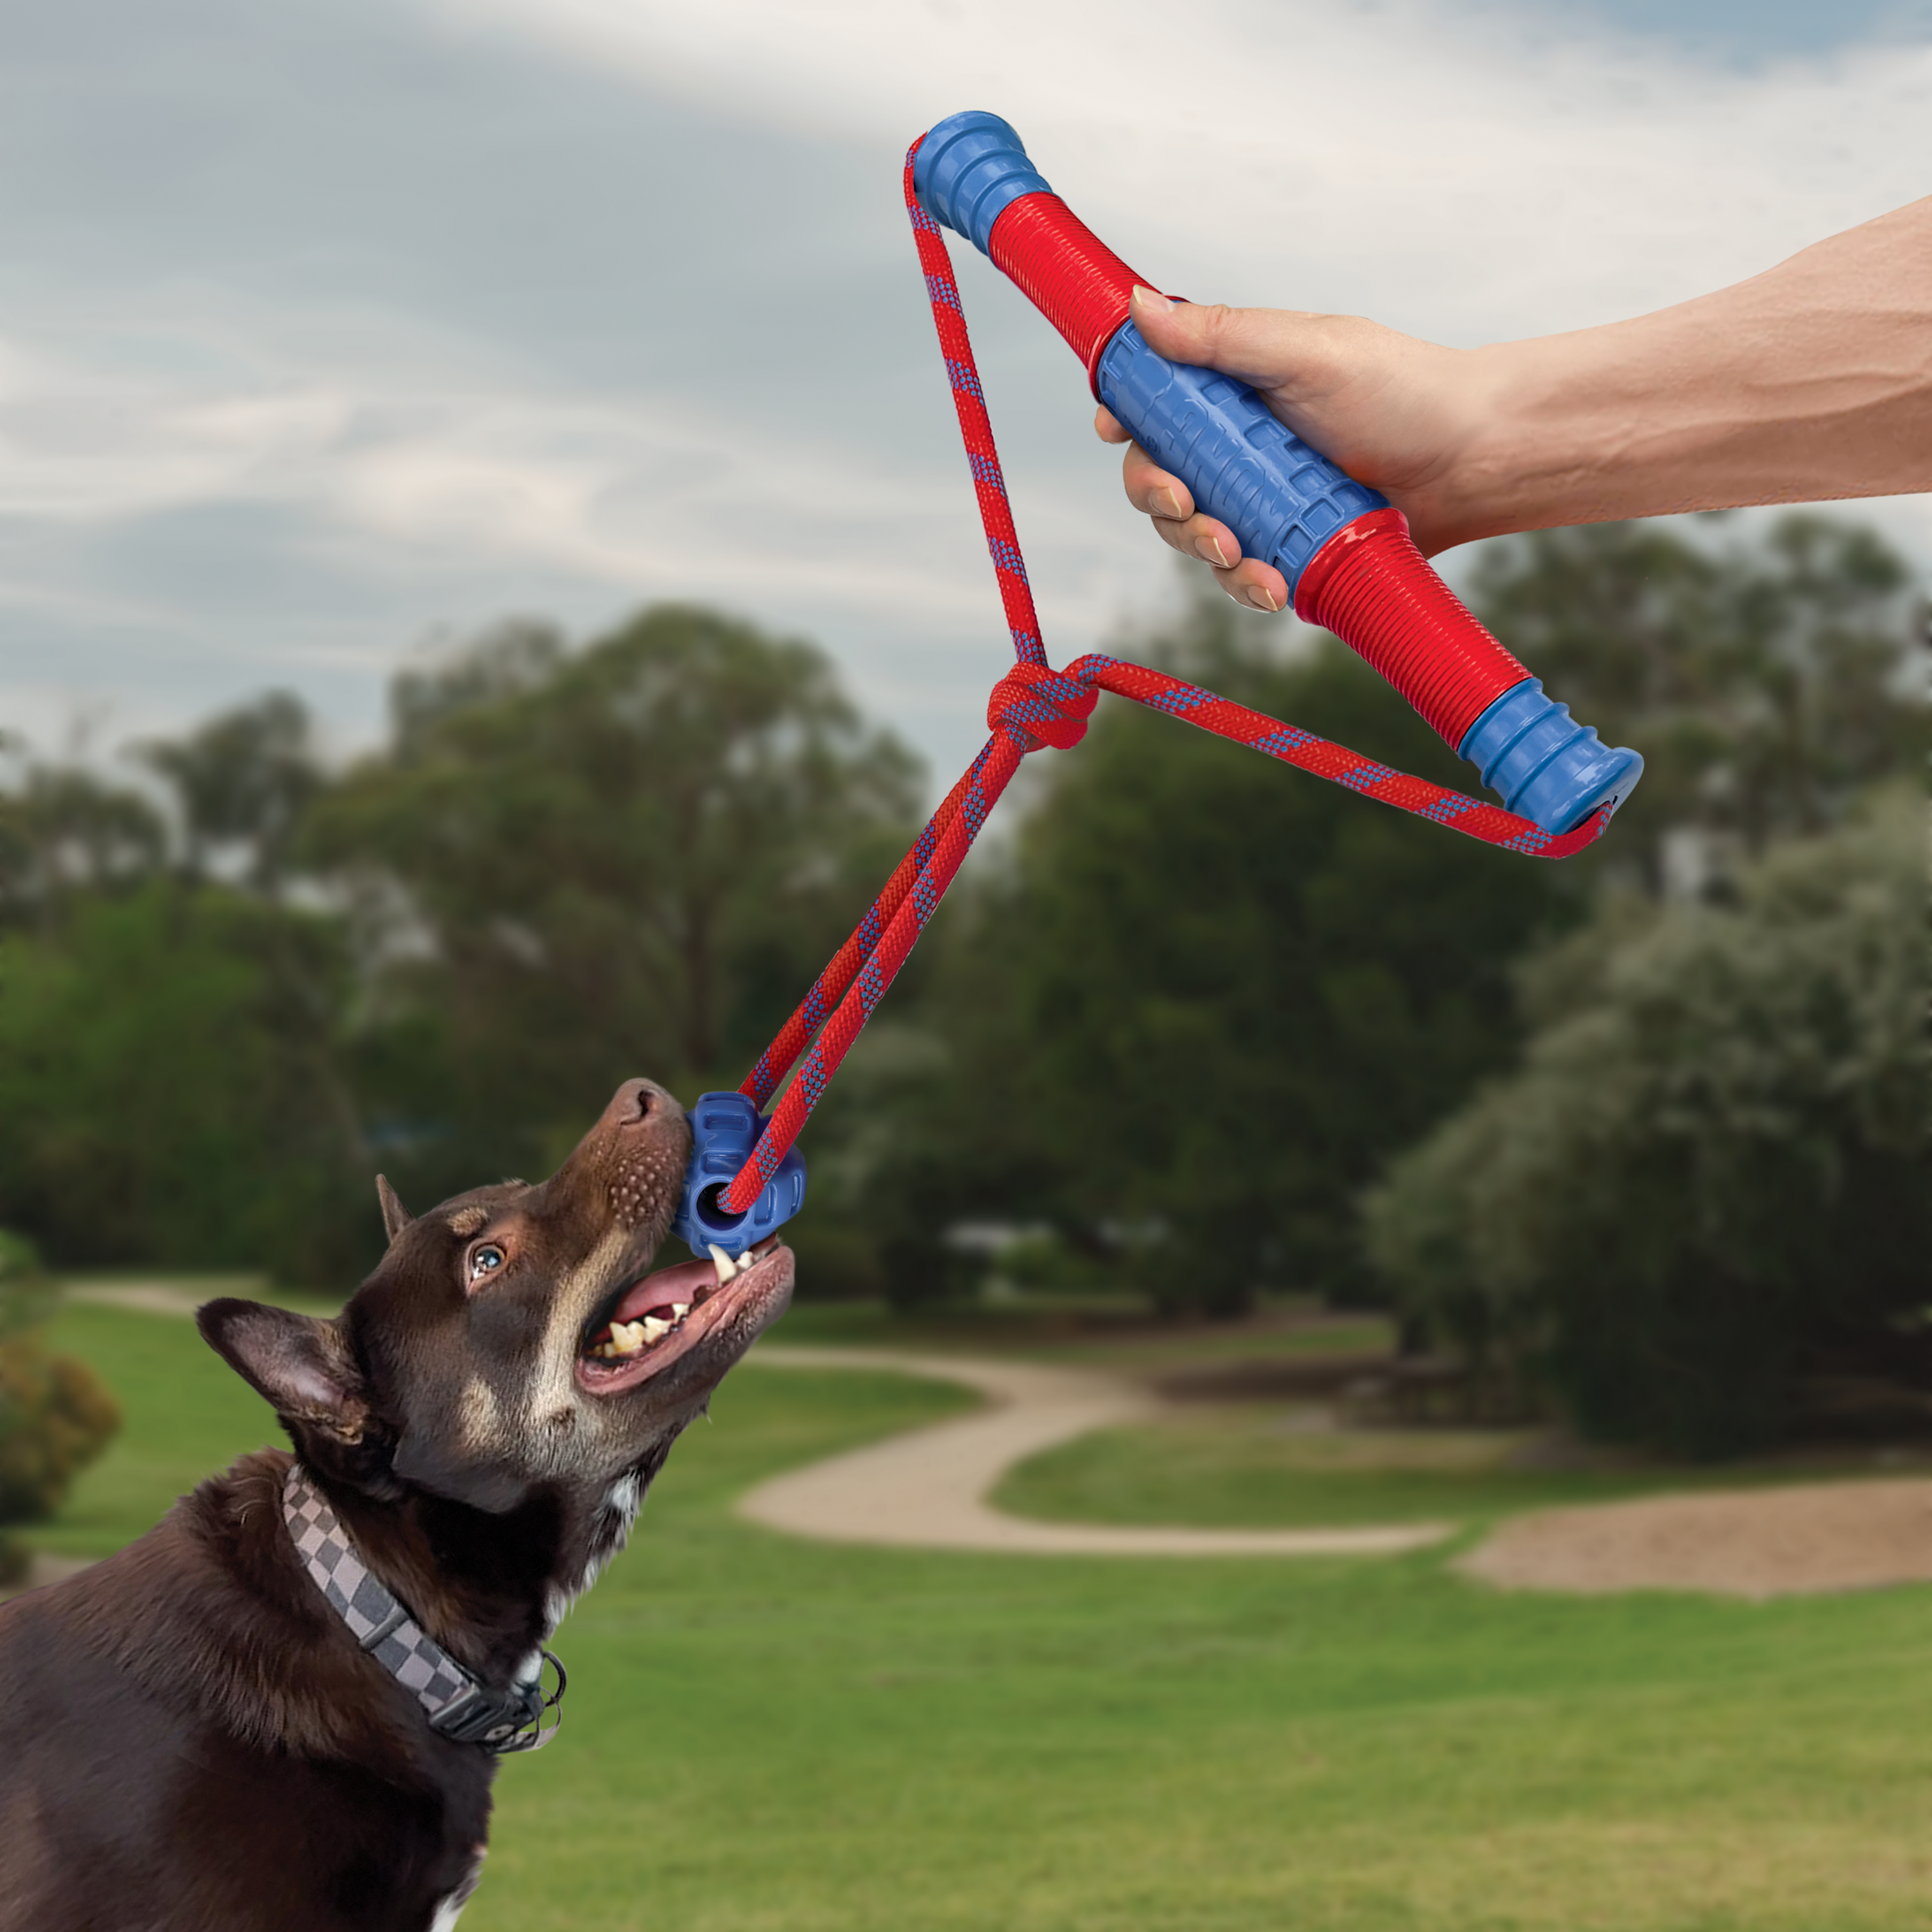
1458, 680, 1644, 834
672, 1092, 807, 1260
913, 109, 1051, 256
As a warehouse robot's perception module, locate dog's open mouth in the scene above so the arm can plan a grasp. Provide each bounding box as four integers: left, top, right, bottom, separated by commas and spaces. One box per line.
575, 1236, 789, 1395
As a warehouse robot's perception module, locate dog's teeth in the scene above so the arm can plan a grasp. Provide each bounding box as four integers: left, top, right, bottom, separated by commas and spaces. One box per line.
671, 1303, 690, 1319
737, 1250, 757, 1275
641, 1315, 672, 1341
607, 1323, 645, 1356
707, 1244, 735, 1286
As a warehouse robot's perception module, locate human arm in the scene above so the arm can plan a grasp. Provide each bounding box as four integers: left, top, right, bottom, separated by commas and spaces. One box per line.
1101, 196, 1932, 612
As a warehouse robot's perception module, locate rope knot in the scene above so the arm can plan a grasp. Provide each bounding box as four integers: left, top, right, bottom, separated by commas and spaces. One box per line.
987, 661, 1098, 751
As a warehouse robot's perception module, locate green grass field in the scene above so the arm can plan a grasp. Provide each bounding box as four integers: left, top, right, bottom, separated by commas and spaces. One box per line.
992, 1405, 1927, 1533
23, 1300, 1932, 1930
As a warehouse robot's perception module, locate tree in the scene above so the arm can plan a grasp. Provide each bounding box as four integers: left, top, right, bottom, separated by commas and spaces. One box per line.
1466, 513, 1924, 875
0, 697, 374, 1283
140, 692, 367, 1173
308, 605, 923, 1195
857, 592, 1580, 1312
1364, 789, 1924, 1457
135, 690, 323, 889
0, 759, 167, 933
0, 881, 372, 1283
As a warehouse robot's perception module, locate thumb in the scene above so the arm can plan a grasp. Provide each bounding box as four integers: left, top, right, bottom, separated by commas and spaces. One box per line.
1128, 286, 1312, 390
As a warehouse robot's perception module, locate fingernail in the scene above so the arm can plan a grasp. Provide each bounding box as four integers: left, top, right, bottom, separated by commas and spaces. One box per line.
1131, 285, 1175, 317
1156, 488, 1186, 520
1248, 585, 1280, 613
1195, 535, 1229, 567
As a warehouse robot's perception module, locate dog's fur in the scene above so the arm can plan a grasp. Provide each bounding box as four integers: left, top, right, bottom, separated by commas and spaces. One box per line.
0, 1078, 792, 1932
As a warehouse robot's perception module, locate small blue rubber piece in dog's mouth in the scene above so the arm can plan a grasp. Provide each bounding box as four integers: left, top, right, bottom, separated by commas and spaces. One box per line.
671, 1092, 807, 1260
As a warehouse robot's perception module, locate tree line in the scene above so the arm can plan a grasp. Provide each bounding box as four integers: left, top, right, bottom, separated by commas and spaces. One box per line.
0, 513, 1921, 1455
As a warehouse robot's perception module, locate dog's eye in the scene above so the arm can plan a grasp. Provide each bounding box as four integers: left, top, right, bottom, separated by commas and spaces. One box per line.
469, 1244, 507, 1282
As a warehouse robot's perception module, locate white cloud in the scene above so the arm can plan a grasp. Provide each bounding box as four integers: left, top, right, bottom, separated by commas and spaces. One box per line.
434, 0, 1932, 337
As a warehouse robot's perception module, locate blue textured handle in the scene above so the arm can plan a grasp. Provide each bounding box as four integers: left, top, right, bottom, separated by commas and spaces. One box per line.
1456, 682, 1642, 832
1097, 322, 1387, 600
673, 1092, 807, 1259
913, 109, 1052, 252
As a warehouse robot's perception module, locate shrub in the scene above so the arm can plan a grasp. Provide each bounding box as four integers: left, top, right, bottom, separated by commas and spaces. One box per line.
0, 1233, 120, 1546
1365, 790, 1925, 1458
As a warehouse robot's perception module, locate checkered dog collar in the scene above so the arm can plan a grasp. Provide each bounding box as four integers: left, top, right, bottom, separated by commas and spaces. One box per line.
282, 1462, 564, 1754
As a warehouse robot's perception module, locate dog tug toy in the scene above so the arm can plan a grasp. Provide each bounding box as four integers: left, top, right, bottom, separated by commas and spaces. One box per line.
673, 109, 1646, 1260
913, 111, 1643, 835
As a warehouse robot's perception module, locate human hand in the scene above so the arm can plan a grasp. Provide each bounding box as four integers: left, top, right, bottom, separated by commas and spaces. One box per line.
1095, 287, 1489, 611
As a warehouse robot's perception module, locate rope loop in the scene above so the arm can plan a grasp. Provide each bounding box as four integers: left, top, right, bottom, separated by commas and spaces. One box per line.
988, 660, 1099, 750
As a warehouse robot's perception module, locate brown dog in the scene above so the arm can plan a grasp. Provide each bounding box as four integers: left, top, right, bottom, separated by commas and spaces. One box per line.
0, 1079, 793, 1931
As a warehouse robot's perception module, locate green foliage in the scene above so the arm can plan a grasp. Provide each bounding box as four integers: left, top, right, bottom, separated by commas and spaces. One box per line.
1468, 513, 1924, 867
133, 689, 322, 887
0, 1228, 52, 1335
0, 1336, 121, 1526
0, 1231, 118, 1561
0, 515, 1914, 1327
0, 620, 918, 1286
0, 758, 167, 929
310, 606, 923, 1197
1365, 790, 1926, 1457
0, 883, 373, 1283
860, 595, 1578, 1312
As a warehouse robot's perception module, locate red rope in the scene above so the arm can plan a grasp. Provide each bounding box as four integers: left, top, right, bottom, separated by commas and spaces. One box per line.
716, 139, 1611, 1215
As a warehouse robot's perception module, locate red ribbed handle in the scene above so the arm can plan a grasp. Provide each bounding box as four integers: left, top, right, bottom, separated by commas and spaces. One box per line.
1293, 509, 1530, 748
988, 194, 1155, 389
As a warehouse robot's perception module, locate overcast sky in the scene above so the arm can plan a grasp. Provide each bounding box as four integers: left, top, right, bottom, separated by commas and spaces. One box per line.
0, 0, 1925, 784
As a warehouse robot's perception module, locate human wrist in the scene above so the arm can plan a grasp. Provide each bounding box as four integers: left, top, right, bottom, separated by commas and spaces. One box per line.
1426, 319, 1716, 544
1393, 339, 1548, 552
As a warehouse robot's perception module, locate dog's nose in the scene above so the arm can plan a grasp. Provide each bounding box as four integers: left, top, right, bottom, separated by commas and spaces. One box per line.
605, 1077, 671, 1126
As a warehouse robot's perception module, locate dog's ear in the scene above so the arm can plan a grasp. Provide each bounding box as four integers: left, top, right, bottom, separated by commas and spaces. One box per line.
197, 1299, 371, 1444
375, 1175, 413, 1246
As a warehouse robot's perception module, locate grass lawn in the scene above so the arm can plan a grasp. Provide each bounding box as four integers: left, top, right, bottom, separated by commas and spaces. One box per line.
772, 1297, 1397, 1369
22, 1299, 1932, 1929
992, 1405, 1932, 1533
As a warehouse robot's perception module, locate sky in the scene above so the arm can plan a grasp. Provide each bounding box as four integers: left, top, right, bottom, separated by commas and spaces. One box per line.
0, 0, 1925, 786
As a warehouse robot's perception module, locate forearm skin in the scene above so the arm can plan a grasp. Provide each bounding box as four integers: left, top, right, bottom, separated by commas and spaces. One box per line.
1439, 196, 1932, 546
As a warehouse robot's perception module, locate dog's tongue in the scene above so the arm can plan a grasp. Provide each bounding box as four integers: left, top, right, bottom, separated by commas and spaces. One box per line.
612, 1256, 718, 1325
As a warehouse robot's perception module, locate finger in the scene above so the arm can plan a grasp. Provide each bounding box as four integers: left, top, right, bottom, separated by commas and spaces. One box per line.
1148, 512, 1244, 571
1128, 285, 1320, 390
1119, 442, 1194, 522
1094, 404, 1130, 445
1211, 556, 1290, 615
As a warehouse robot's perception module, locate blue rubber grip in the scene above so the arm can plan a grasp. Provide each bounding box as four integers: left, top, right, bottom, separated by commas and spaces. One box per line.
672, 1092, 807, 1260
1095, 322, 1387, 601
1456, 682, 1642, 833
913, 109, 1054, 254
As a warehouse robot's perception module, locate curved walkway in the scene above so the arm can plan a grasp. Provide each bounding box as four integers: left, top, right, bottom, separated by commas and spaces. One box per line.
738, 1345, 1451, 1558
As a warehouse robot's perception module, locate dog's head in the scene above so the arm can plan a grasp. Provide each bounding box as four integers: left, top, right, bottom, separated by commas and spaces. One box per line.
199, 1078, 793, 1517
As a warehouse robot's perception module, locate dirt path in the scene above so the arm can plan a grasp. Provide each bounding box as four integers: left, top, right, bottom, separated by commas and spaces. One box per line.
1461, 1477, 1932, 1599
66, 1283, 211, 1318
738, 1345, 1450, 1558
